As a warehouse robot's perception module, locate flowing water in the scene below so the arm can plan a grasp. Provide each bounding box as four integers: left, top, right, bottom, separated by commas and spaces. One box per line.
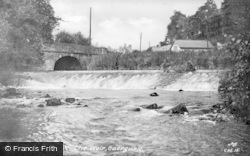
0, 70, 249, 156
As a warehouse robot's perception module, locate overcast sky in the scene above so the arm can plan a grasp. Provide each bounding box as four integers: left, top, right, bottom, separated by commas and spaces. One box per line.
50, 0, 223, 50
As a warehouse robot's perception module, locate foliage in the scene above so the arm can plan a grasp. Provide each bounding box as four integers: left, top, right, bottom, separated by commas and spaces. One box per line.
87, 49, 234, 71
55, 31, 75, 44
55, 31, 90, 46
88, 53, 119, 70
217, 0, 250, 122
0, 0, 59, 85
223, 0, 250, 35
219, 34, 250, 121
194, 0, 218, 19
167, 11, 189, 40
166, 0, 219, 40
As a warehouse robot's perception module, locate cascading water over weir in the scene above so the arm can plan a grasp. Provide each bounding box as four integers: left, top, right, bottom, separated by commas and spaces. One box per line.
19, 70, 224, 91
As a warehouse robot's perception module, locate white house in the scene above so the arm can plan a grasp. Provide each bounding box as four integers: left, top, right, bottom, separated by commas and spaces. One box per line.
118, 44, 133, 53
152, 40, 214, 52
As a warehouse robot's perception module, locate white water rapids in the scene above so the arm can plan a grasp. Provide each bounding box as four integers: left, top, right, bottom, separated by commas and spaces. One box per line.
1, 70, 250, 156
19, 70, 223, 91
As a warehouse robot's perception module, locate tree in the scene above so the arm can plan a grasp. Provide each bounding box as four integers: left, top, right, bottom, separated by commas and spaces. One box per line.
55, 31, 90, 46
73, 32, 90, 46
218, 1, 250, 122
167, 11, 189, 40
194, 0, 218, 19
222, 0, 250, 36
187, 0, 219, 40
55, 31, 75, 44
0, 0, 59, 85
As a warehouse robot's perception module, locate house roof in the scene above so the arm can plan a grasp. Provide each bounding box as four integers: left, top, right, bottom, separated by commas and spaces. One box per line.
174, 40, 214, 49
119, 46, 132, 53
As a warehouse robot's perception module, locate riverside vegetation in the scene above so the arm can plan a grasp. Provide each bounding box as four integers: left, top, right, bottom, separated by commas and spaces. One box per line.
218, 33, 250, 124
87, 49, 234, 71
0, 0, 59, 85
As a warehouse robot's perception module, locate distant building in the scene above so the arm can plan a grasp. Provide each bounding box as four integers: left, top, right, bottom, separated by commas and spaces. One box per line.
118, 44, 132, 53
152, 40, 214, 52
94, 47, 108, 54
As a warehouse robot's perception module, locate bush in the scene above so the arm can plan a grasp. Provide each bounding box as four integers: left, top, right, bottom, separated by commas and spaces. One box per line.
219, 34, 250, 122
86, 49, 235, 71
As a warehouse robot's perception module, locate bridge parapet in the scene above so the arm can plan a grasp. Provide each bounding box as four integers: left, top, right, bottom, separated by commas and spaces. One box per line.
42, 43, 108, 55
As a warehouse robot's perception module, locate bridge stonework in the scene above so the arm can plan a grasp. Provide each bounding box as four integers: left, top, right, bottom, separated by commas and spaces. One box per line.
42, 43, 107, 70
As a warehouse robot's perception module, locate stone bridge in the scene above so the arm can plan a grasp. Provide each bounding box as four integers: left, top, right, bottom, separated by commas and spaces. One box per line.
42, 43, 107, 70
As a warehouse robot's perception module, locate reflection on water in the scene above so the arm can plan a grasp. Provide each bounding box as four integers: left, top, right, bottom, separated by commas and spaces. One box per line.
0, 107, 44, 142
0, 89, 249, 156
0, 108, 27, 140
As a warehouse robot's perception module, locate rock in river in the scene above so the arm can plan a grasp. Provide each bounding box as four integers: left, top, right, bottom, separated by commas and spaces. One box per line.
46, 98, 62, 106
150, 92, 159, 96
141, 103, 163, 109
131, 108, 141, 112
65, 98, 76, 103
165, 104, 188, 114
44, 94, 51, 98
38, 104, 45, 108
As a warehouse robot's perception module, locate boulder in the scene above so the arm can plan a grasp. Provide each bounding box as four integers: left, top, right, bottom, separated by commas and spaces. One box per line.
200, 109, 211, 114
212, 103, 222, 109
83, 105, 88, 107
179, 89, 183, 92
46, 98, 62, 106
141, 103, 163, 109
147, 103, 158, 109
150, 92, 159, 96
65, 98, 76, 103
38, 104, 44, 108
44, 94, 51, 98
131, 108, 141, 112
165, 104, 188, 114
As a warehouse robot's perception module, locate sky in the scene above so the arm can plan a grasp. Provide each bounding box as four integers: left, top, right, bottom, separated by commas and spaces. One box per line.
50, 0, 223, 50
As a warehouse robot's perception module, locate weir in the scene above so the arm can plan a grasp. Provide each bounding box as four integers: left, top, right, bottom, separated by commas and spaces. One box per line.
19, 70, 225, 91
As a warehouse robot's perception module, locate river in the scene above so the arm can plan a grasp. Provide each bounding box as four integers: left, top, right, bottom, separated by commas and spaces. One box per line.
0, 70, 249, 156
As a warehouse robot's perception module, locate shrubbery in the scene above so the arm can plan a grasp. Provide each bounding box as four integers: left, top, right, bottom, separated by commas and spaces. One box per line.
0, 0, 59, 86
218, 34, 250, 122
86, 49, 235, 71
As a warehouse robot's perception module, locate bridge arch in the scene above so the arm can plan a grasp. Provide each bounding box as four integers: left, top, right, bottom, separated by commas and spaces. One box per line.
54, 56, 81, 71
